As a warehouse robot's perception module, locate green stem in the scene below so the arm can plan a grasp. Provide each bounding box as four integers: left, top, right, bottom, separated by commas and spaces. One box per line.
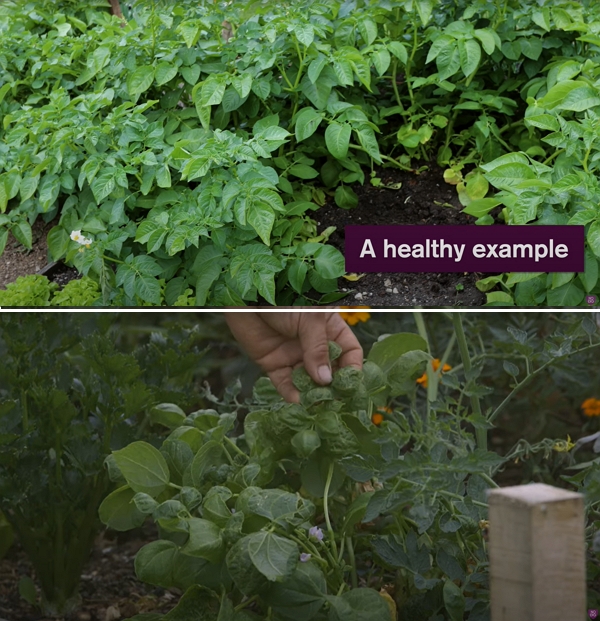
399, 476, 488, 508
488, 341, 600, 424
234, 595, 259, 612
277, 64, 294, 90
224, 436, 248, 460
20, 388, 28, 432
391, 59, 406, 115
583, 143, 594, 173
413, 311, 429, 347
348, 143, 413, 170
101, 253, 124, 265
413, 311, 432, 424
346, 536, 358, 589
323, 463, 338, 560
542, 149, 564, 165
452, 313, 487, 451
404, 20, 419, 111
478, 472, 499, 489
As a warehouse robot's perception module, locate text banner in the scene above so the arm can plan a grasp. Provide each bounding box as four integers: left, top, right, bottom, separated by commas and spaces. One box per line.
345, 225, 584, 273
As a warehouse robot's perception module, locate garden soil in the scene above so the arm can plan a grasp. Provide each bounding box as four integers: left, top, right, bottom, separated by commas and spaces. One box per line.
0, 219, 53, 290
0, 525, 175, 621
317, 164, 488, 307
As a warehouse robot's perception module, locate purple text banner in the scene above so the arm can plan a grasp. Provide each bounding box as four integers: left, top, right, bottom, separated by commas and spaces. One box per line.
345, 225, 584, 273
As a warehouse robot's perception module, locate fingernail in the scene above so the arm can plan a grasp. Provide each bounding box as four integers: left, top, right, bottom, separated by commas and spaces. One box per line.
318, 365, 332, 384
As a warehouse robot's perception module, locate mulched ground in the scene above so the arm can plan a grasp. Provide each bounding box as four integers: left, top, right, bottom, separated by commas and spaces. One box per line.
0, 164, 491, 306
0, 525, 177, 621
0, 219, 53, 290
317, 164, 489, 307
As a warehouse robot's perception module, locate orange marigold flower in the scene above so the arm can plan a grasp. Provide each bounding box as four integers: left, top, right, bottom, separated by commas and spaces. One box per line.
371, 412, 384, 426
339, 306, 371, 326
582, 397, 600, 417
372, 406, 391, 426
416, 358, 452, 388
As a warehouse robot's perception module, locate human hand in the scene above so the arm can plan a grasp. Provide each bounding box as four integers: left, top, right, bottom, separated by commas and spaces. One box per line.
225, 312, 363, 403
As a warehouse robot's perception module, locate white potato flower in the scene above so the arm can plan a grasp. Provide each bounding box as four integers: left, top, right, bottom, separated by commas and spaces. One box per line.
70, 230, 93, 246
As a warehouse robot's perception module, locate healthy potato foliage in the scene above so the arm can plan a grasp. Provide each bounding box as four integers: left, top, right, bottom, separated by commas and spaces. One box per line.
2, 0, 599, 305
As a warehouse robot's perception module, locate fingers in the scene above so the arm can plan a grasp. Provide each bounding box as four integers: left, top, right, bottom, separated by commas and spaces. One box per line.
327, 314, 364, 370
297, 313, 333, 385
268, 367, 300, 403
225, 311, 364, 406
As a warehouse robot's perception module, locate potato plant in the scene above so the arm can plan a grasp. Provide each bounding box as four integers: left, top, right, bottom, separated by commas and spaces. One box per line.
1, 0, 599, 305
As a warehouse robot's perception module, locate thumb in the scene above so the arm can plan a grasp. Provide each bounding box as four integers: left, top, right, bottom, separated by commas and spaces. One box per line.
297, 313, 332, 385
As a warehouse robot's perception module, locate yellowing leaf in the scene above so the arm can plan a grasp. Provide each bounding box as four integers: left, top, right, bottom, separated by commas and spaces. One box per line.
343, 273, 365, 282
443, 168, 462, 185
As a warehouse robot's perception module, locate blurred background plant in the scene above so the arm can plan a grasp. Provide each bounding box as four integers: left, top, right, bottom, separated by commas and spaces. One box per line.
0, 312, 234, 614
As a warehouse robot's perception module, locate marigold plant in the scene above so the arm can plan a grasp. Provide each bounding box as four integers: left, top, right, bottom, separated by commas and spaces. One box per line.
582, 398, 600, 417
339, 307, 371, 326
416, 358, 452, 389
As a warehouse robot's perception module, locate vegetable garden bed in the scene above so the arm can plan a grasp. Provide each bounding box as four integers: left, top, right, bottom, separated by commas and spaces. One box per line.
1, 0, 600, 306
3, 312, 600, 621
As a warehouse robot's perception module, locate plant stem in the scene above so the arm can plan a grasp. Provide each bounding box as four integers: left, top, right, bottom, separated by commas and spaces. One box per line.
346, 536, 358, 589
323, 462, 338, 559
488, 341, 600, 424
20, 388, 28, 432
348, 143, 413, 170
583, 143, 594, 173
478, 472, 499, 489
413, 311, 432, 425
234, 595, 259, 612
452, 313, 487, 451
101, 253, 124, 265
542, 149, 564, 166
399, 476, 488, 508
403, 20, 419, 111
224, 436, 248, 460
390, 59, 406, 114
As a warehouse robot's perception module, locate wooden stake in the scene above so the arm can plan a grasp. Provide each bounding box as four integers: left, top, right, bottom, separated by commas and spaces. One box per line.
488, 483, 586, 621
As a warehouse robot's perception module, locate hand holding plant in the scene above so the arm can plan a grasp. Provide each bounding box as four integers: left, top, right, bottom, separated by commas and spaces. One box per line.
225, 312, 363, 403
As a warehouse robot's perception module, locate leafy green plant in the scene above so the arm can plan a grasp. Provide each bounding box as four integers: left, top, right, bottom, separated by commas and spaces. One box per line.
98, 312, 600, 620
457, 34, 600, 304
0, 274, 101, 306
51, 275, 102, 305
0, 313, 217, 614
0, 274, 58, 306
0, 0, 597, 305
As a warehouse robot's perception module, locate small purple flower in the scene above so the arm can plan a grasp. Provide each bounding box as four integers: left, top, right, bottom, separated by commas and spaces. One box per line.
589, 610, 598, 620
309, 526, 324, 542
300, 553, 312, 562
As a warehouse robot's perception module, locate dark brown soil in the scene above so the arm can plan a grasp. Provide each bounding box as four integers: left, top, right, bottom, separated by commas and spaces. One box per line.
0, 219, 80, 291
318, 164, 490, 307
0, 525, 176, 621
0, 220, 53, 290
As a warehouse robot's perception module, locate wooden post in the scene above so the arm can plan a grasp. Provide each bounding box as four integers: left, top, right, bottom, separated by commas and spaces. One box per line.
488, 483, 586, 621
